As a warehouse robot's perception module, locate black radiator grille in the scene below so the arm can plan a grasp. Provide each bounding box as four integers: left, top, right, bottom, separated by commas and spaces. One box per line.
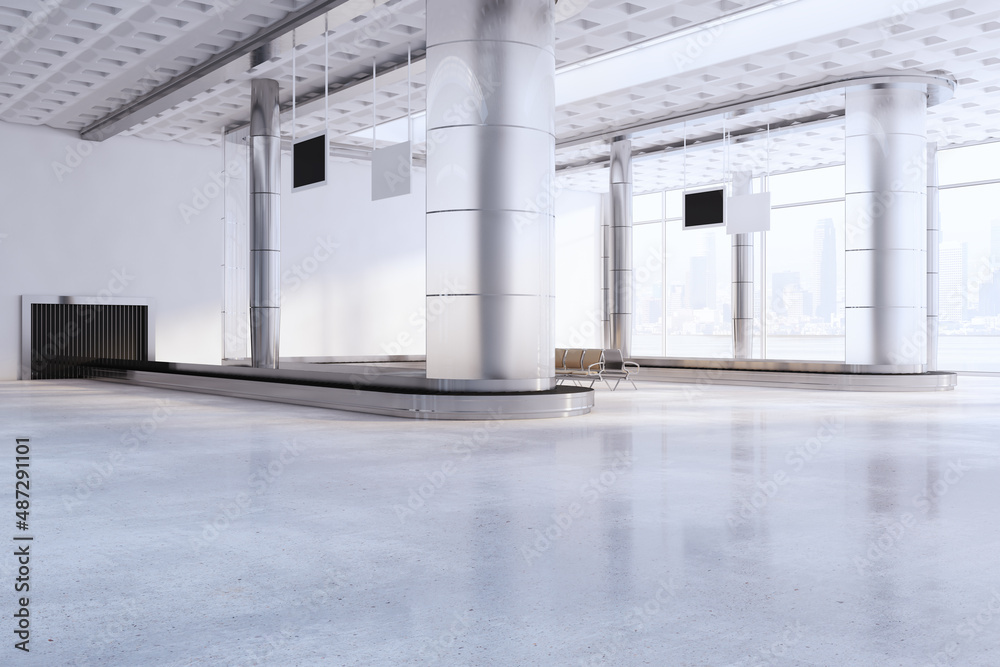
30, 303, 148, 379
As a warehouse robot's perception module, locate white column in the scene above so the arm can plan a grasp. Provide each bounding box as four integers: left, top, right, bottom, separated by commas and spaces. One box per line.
731, 171, 754, 359
609, 137, 633, 357
845, 83, 928, 371
249, 78, 281, 369
424, 0, 555, 388
601, 194, 612, 349
926, 142, 940, 371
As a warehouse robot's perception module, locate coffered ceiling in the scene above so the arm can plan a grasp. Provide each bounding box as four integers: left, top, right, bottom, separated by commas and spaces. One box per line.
3, 0, 1000, 192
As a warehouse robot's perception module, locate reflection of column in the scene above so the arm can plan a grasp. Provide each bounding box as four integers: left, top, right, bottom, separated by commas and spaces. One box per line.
732, 172, 753, 359
845, 84, 927, 371
610, 137, 633, 357
600, 428, 634, 583
926, 143, 940, 371
249, 78, 281, 369
728, 408, 765, 538
424, 0, 555, 386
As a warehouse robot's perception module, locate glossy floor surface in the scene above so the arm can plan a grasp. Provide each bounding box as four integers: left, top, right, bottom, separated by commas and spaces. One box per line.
2, 377, 1000, 666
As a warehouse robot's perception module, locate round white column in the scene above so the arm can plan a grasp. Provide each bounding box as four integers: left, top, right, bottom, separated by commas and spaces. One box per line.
249, 78, 281, 369
601, 197, 612, 349
609, 137, 633, 357
926, 142, 940, 371
845, 83, 927, 372
424, 0, 555, 389
731, 171, 754, 359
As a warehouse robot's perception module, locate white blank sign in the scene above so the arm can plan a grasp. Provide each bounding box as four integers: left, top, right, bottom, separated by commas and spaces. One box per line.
372, 140, 411, 201
726, 192, 771, 235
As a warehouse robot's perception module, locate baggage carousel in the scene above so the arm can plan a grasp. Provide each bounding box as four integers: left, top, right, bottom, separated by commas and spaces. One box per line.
76, 358, 595, 420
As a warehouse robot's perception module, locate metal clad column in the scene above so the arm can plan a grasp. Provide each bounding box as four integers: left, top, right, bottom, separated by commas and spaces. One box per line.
926, 142, 940, 371
609, 137, 632, 357
601, 194, 612, 348
249, 78, 281, 369
845, 83, 927, 371
425, 0, 555, 388
732, 171, 754, 359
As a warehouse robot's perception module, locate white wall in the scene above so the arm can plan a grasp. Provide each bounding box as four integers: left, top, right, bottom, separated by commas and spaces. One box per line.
554, 189, 603, 349
0, 118, 598, 378
282, 169, 602, 358
278, 155, 426, 358
280, 166, 602, 357
0, 117, 430, 379
0, 121, 224, 380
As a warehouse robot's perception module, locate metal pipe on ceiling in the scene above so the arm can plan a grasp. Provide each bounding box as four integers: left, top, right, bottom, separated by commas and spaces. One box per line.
80, 0, 360, 141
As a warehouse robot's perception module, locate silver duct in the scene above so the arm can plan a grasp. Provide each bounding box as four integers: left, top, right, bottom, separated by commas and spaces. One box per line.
845, 83, 927, 371
731, 172, 754, 359
249, 78, 281, 369
926, 142, 940, 371
424, 0, 556, 386
609, 137, 633, 357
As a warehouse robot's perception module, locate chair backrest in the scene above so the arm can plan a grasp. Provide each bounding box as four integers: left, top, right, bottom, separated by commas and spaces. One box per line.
555, 348, 567, 370
563, 349, 585, 370
582, 348, 604, 371
603, 348, 624, 370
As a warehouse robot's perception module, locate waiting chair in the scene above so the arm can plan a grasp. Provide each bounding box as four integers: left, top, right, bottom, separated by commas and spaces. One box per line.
556, 348, 602, 386
601, 349, 639, 390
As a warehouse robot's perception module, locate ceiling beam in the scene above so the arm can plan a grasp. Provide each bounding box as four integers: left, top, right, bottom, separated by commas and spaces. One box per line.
555, 0, 960, 108
555, 71, 955, 150
225, 54, 426, 137
79, 0, 365, 141
555, 112, 845, 175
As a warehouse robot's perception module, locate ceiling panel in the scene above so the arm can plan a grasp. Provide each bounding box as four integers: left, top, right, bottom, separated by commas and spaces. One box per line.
0, 0, 308, 130
120, 0, 425, 145
2, 0, 1000, 195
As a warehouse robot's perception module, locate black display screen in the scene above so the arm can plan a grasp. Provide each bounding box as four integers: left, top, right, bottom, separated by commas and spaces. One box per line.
293, 134, 326, 190
684, 189, 724, 228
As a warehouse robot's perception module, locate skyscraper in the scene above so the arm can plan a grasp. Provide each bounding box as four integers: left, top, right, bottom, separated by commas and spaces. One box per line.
983, 221, 1000, 318
812, 218, 837, 322
991, 220, 1000, 266
687, 233, 717, 311
704, 232, 717, 310
978, 279, 1000, 318
940, 242, 968, 322
689, 255, 709, 309
771, 271, 801, 317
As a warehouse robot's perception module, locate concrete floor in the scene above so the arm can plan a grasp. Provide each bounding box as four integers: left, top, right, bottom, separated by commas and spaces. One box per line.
3, 377, 1000, 667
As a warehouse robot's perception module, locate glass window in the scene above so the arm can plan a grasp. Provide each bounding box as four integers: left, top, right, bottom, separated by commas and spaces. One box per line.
632, 222, 664, 356
664, 189, 683, 220
769, 165, 845, 206
939, 142, 1000, 187
765, 201, 846, 361
937, 182, 1000, 371
633, 192, 663, 222
555, 196, 602, 349
664, 220, 732, 357
752, 236, 764, 359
